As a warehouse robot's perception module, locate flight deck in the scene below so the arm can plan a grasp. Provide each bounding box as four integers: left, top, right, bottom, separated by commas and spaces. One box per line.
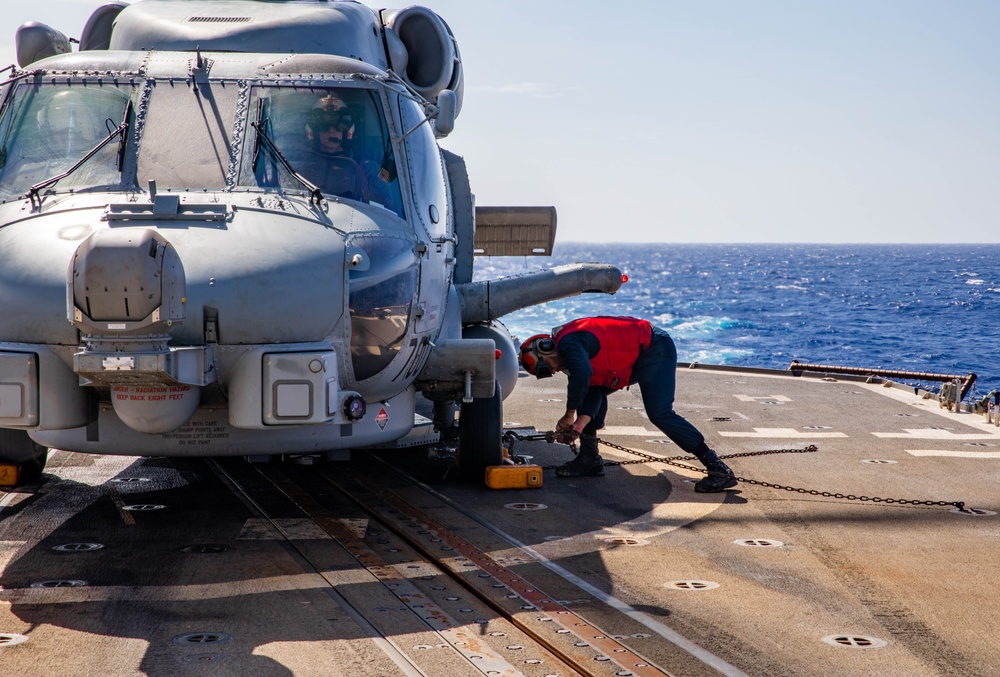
1, 365, 998, 676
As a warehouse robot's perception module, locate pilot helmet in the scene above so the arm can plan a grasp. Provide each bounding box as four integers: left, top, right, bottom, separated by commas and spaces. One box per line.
308, 93, 355, 139
519, 334, 557, 379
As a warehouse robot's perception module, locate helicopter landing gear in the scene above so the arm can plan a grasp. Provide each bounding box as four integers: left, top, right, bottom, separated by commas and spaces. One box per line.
0, 429, 49, 487
457, 382, 504, 482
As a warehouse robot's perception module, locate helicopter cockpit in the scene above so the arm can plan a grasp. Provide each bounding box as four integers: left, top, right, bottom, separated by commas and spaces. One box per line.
0, 82, 132, 199
243, 86, 404, 218
0, 76, 409, 222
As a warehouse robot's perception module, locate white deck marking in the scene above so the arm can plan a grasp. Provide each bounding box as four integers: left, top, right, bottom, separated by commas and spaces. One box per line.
873, 428, 999, 440
734, 394, 792, 402
859, 383, 1000, 437
906, 449, 1000, 458
601, 426, 666, 436
237, 517, 368, 540
719, 427, 848, 438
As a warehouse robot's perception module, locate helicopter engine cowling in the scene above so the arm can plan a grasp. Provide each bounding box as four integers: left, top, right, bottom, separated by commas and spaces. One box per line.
80, 2, 128, 51
15, 21, 71, 67
384, 6, 464, 117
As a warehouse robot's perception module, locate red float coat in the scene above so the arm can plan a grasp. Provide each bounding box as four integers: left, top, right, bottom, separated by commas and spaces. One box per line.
553, 316, 653, 390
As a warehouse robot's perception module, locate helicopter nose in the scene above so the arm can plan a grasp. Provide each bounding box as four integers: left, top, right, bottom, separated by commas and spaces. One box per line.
67, 228, 204, 434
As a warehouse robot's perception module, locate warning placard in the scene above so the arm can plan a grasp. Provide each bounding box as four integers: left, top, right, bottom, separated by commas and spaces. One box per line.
375, 407, 389, 430
112, 385, 192, 403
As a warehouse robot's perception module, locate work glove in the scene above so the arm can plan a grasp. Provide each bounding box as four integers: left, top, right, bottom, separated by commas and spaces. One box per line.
553, 427, 580, 444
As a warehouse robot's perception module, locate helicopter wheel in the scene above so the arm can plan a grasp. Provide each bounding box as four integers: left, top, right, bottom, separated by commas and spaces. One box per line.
0, 429, 49, 487
457, 382, 504, 482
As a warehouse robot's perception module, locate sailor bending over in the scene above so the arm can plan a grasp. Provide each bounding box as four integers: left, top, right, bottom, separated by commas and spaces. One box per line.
519, 316, 738, 492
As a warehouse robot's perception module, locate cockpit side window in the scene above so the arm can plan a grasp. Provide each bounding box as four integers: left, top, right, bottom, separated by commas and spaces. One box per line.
240, 86, 404, 218
0, 82, 133, 200
398, 96, 450, 239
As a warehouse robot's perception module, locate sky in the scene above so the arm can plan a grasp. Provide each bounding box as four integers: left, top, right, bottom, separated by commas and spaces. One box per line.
2, 0, 998, 243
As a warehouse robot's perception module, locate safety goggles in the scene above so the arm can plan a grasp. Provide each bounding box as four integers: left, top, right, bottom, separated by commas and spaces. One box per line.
311, 109, 353, 133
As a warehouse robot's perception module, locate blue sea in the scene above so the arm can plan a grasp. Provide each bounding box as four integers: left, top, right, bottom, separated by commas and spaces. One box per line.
474, 244, 1000, 399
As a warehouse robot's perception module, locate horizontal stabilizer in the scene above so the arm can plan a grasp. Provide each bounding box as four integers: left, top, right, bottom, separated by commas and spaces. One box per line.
474, 206, 556, 256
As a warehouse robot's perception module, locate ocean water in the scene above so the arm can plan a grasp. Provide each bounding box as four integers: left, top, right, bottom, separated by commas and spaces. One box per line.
474, 243, 1000, 399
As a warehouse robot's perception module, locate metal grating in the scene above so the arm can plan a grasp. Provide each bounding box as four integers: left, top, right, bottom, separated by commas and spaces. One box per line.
30, 580, 88, 588
182, 654, 226, 664
0, 633, 29, 647
664, 580, 719, 591
173, 632, 233, 645
950, 507, 996, 516
822, 634, 887, 649
504, 502, 547, 511
188, 16, 252, 23
52, 542, 104, 552
597, 536, 650, 547
180, 544, 229, 554
734, 538, 784, 547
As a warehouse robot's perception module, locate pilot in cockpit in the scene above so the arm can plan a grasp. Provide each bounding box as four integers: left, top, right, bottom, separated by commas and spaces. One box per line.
299, 93, 403, 216
300, 94, 369, 201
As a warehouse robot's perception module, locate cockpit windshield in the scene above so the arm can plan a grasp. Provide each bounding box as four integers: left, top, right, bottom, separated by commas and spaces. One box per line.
0, 79, 406, 216
0, 82, 133, 199
136, 79, 237, 191
241, 86, 404, 218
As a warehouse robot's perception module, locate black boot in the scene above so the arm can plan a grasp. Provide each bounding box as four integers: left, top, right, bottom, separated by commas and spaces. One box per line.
555, 433, 605, 477
689, 443, 737, 492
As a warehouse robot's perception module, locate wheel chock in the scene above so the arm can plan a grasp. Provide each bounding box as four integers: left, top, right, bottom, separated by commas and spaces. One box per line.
0, 463, 22, 487
485, 464, 543, 489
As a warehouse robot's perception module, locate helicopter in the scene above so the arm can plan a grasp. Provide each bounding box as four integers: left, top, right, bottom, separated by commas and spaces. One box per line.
0, 0, 622, 487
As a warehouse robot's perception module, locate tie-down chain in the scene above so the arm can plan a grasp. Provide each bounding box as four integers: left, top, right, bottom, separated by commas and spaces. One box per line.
501, 430, 968, 512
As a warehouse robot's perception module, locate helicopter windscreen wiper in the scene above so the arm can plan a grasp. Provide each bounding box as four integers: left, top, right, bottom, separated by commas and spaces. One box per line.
28, 100, 132, 206
27, 99, 133, 208
116, 99, 133, 172
251, 102, 323, 204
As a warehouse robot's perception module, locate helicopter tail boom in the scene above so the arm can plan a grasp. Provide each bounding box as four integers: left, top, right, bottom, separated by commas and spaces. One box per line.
456, 263, 623, 324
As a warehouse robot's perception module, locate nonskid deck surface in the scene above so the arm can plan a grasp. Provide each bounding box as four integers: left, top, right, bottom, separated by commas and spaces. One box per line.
0, 367, 997, 676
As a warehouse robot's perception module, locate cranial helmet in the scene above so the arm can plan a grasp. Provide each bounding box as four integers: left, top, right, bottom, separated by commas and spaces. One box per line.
519, 334, 556, 379
308, 93, 355, 139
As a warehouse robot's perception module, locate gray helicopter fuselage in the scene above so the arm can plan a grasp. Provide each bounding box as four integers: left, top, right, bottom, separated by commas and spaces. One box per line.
0, 0, 622, 461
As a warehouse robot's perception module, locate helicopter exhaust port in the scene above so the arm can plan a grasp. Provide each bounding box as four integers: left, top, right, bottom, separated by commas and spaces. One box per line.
67, 227, 214, 434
